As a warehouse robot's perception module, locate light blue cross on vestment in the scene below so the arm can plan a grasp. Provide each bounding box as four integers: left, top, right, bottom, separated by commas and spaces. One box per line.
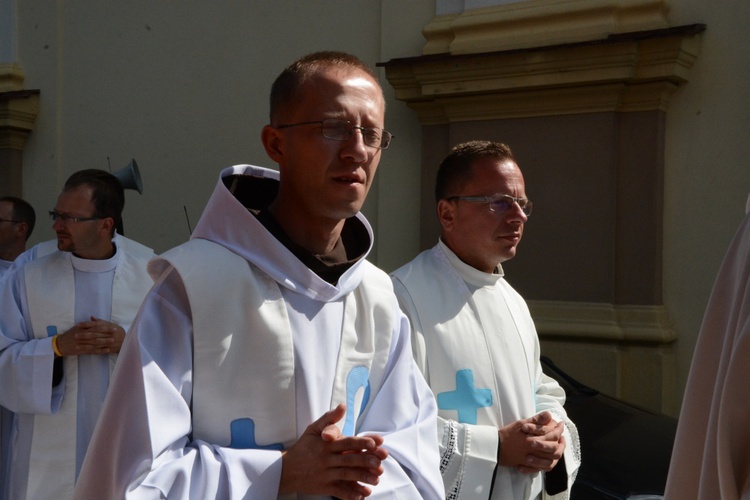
343, 365, 371, 436
437, 369, 492, 425
227, 365, 370, 449
229, 418, 284, 450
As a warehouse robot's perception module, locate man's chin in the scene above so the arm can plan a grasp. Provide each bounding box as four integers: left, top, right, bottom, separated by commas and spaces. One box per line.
498, 248, 517, 263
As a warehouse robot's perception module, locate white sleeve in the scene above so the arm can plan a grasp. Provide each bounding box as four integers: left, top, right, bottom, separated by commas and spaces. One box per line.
534, 368, 581, 499
357, 309, 444, 499
0, 267, 62, 415
74, 267, 283, 500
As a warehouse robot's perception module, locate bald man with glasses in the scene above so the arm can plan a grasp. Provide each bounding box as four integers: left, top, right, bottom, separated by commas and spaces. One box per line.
0, 169, 154, 500
392, 141, 581, 500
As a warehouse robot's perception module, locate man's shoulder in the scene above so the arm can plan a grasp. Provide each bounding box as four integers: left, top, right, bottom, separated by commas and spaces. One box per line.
114, 234, 155, 261
355, 259, 396, 296
390, 246, 440, 285
25, 239, 58, 261
25, 245, 66, 269
150, 238, 236, 277
158, 238, 233, 262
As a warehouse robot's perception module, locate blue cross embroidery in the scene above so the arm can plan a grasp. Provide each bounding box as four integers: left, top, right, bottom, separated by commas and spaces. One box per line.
343, 365, 370, 437
228, 418, 284, 450
227, 365, 371, 449
437, 369, 492, 425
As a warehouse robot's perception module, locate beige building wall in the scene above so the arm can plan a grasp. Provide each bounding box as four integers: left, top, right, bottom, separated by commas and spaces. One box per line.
4, 0, 749, 415
6, 0, 435, 257
661, 0, 750, 413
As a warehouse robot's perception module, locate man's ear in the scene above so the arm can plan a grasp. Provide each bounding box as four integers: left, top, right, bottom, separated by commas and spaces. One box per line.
100, 217, 115, 236
15, 222, 28, 240
437, 199, 455, 232
261, 125, 284, 164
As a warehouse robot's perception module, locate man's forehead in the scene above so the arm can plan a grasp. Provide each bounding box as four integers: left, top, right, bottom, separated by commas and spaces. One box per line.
470, 158, 521, 178
305, 67, 381, 94
57, 185, 95, 207
295, 67, 385, 118
465, 159, 525, 192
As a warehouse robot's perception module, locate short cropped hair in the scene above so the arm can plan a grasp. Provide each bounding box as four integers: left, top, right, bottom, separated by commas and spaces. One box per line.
63, 169, 125, 236
435, 140, 516, 203
269, 51, 381, 124
0, 196, 36, 240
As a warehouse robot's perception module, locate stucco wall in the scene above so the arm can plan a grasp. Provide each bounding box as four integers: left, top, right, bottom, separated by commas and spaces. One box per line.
8, 0, 750, 410
13, 0, 434, 261
662, 0, 750, 409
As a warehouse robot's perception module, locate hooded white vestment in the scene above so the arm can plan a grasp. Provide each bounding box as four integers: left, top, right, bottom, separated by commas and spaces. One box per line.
74, 165, 444, 500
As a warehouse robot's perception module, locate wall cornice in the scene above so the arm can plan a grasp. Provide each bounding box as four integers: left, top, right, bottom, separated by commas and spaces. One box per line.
0, 64, 26, 93
0, 89, 40, 150
423, 0, 671, 55
381, 24, 704, 123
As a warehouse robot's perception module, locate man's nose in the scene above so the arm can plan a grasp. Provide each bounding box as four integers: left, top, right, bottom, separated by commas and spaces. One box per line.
340, 129, 369, 163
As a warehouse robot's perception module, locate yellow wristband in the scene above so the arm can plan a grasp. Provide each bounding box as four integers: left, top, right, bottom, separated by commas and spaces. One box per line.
51, 335, 63, 357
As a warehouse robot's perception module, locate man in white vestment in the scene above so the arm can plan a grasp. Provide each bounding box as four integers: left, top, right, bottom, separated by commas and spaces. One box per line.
392, 141, 581, 500
0, 196, 36, 282
0, 170, 155, 499
664, 199, 750, 500
0, 195, 36, 498
75, 52, 444, 500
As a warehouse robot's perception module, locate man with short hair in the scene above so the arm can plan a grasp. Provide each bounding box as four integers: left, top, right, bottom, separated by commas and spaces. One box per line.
0, 195, 36, 497
75, 52, 443, 499
391, 141, 581, 499
0, 196, 36, 280
0, 169, 155, 499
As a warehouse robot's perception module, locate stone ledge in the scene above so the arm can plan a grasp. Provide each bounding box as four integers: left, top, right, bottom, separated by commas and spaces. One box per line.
528, 299, 677, 344
424, 0, 671, 55
381, 24, 704, 122
0, 89, 40, 150
0, 64, 26, 93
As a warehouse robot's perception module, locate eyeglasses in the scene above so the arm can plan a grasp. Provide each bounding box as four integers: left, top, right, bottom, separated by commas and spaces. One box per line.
275, 118, 394, 149
49, 211, 101, 223
447, 194, 533, 216
0, 218, 21, 224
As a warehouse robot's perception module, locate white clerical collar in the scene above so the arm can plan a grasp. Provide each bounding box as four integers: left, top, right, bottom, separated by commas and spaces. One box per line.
70, 244, 120, 273
438, 239, 504, 288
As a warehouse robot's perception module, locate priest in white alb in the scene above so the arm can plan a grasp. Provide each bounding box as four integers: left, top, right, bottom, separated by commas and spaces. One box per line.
392, 141, 581, 500
0, 170, 155, 500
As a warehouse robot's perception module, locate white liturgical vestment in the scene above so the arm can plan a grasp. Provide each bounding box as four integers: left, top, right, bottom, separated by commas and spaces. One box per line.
665, 206, 750, 500
392, 241, 580, 500
0, 235, 155, 499
0, 258, 11, 282
74, 165, 444, 500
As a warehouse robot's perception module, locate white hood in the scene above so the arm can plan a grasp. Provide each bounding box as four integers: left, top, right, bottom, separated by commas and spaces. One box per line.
190, 165, 374, 302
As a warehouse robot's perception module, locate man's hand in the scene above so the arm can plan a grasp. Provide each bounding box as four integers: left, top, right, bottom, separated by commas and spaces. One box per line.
54, 316, 126, 356
499, 411, 565, 474
279, 403, 388, 500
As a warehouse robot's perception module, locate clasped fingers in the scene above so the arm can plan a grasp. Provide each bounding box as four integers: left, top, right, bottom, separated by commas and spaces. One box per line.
60, 320, 125, 355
